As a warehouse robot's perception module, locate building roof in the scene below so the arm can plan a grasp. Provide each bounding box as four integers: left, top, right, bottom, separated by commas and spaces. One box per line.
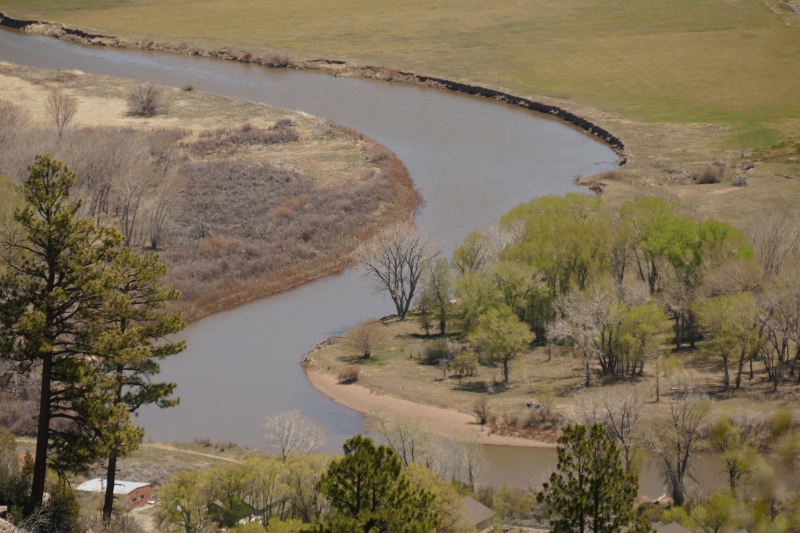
657, 523, 694, 533
462, 496, 495, 526
75, 479, 149, 495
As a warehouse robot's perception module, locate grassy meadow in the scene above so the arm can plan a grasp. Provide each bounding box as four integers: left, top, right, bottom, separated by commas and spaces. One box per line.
2, 0, 798, 129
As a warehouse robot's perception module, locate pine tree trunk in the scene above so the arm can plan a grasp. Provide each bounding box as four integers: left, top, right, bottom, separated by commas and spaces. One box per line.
31, 353, 52, 509
103, 452, 118, 519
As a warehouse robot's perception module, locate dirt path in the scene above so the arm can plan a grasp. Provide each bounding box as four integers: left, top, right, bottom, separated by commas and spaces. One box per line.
305, 369, 556, 448
141, 443, 244, 464
17, 437, 244, 464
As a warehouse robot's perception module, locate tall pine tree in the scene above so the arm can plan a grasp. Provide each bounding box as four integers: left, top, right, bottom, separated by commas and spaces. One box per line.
538, 424, 643, 533
0, 155, 121, 508
316, 435, 439, 533
90, 247, 185, 519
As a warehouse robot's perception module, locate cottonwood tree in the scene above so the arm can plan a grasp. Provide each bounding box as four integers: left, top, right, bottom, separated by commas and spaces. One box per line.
746, 208, 800, 275
45, 90, 79, 137
640, 393, 710, 506
358, 224, 439, 319
0, 155, 121, 508
709, 409, 767, 497
451, 231, 494, 274
538, 424, 642, 533
468, 305, 534, 384
263, 409, 327, 461
343, 318, 387, 359
241, 456, 287, 524
421, 257, 453, 334
156, 469, 218, 533
564, 388, 645, 473
315, 435, 439, 533
364, 408, 444, 470
693, 293, 759, 392
403, 463, 474, 533
454, 432, 488, 491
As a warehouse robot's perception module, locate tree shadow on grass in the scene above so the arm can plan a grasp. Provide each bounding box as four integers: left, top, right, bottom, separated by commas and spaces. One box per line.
335, 354, 384, 366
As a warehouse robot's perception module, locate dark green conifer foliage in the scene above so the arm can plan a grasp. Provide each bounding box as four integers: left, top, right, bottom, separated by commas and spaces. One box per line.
316, 435, 439, 533
0, 155, 122, 509
538, 424, 642, 533
91, 246, 185, 519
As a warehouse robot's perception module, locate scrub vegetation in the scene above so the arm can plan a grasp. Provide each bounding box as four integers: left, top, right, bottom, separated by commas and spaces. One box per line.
0, 64, 419, 322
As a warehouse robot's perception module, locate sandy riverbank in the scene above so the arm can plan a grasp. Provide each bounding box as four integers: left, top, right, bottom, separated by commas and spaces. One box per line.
304, 368, 556, 449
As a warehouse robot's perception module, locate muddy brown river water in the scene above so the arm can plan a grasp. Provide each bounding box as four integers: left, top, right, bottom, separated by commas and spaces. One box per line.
0, 28, 746, 497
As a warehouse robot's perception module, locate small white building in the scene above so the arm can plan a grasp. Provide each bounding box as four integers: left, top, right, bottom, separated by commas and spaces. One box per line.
75, 479, 152, 510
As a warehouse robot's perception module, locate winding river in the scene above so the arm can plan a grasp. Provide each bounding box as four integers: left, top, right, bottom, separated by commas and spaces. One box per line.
0, 27, 744, 497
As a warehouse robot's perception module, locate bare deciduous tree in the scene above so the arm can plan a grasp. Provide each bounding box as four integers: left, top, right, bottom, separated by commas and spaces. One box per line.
747, 208, 800, 275
0, 99, 29, 146
454, 432, 488, 491
342, 318, 387, 359
115, 166, 155, 246
45, 90, 79, 137
262, 409, 327, 461
364, 407, 443, 469
146, 173, 179, 249
640, 393, 710, 505
358, 224, 440, 319
127, 83, 169, 117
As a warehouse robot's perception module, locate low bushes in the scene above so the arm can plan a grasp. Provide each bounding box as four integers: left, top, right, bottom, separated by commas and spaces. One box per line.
338, 365, 361, 383
193, 121, 299, 154
693, 163, 726, 184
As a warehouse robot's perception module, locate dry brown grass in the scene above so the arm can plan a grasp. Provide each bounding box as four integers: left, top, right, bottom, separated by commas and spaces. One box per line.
306, 309, 800, 435
0, 64, 420, 323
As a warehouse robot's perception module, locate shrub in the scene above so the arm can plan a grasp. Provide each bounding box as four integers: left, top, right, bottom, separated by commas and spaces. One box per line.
238, 50, 253, 62
338, 365, 361, 383
127, 83, 169, 117
451, 352, 477, 377
424, 340, 452, 365
343, 319, 386, 359
194, 436, 212, 447
473, 396, 490, 425
258, 51, 291, 67
732, 173, 749, 187
694, 163, 725, 184
182, 83, 195, 92
193, 122, 299, 154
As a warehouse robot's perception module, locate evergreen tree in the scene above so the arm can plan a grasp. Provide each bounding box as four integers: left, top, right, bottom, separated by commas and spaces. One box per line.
90, 247, 185, 519
315, 435, 439, 533
538, 424, 641, 533
0, 155, 121, 508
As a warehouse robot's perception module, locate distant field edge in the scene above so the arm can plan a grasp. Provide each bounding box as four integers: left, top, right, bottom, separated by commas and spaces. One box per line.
0, 11, 627, 164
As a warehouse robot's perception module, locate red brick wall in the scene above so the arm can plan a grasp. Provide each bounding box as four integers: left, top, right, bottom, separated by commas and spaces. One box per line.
126, 485, 151, 510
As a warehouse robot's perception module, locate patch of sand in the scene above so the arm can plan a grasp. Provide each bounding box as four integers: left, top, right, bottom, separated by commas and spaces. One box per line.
305, 368, 555, 448
0, 73, 177, 128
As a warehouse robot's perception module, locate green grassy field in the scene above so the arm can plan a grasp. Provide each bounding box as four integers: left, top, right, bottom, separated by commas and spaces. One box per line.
3, 0, 799, 130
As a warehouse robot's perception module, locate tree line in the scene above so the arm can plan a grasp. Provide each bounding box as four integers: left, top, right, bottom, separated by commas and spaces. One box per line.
359, 192, 800, 394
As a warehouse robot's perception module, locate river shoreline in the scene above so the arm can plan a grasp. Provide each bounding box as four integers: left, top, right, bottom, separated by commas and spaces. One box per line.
0, 11, 626, 165
303, 366, 557, 449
